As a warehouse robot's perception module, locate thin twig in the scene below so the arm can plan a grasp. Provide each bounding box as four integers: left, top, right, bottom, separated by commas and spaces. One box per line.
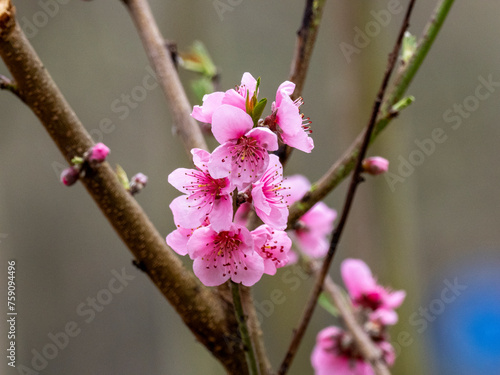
277, 0, 326, 166
0, 73, 19, 97
277, 1, 416, 373
287, 0, 456, 228
122, 0, 208, 158
231, 281, 261, 375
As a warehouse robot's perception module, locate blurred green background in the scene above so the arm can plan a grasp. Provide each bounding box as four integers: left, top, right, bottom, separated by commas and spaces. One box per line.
1, 0, 500, 374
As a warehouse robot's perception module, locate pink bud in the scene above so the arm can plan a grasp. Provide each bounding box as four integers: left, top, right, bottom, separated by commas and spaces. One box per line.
89, 143, 110, 163
60, 166, 80, 186
129, 173, 148, 195
362, 156, 389, 175
131, 173, 148, 186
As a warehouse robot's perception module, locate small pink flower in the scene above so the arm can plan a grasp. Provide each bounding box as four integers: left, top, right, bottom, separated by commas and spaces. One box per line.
251, 225, 292, 275
251, 154, 288, 230
191, 73, 258, 124
282, 175, 337, 258
292, 202, 337, 258
265, 81, 314, 153
341, 258, 406, 324
362, 157, 389, 175
88, 142, 110, 162
208, 105, 278, 190
168, 148, 233, 232
221, 72, 258, 112
187, 223, 264, 286
60, 166, 80, 186
311, 327, 373, 375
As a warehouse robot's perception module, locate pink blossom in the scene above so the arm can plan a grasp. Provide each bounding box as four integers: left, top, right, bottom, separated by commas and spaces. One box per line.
251, 225, 291, 275
221, 72, 258, 112
292, 202, 337, 258
187, 223, 264, 286
88, 142, 110, 162
191, 73, 258, 123
282, 175, 337, 258
362, 157, 389, 175
191, 91, 224, 124
341, 258, 406, 324
168, 148, 233, 232
265, 81, 314, 153
208, 104, 278, 189
251, 154, 288, 230
311, 327, 373, 375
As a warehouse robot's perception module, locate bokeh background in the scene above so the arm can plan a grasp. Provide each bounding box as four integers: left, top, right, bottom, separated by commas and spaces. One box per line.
1, 0, 500, 374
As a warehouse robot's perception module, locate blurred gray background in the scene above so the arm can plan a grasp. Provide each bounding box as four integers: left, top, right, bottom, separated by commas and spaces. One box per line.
1, 0, 500, 374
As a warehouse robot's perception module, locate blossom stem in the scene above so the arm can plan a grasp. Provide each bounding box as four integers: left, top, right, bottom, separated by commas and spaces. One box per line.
287, 0, 456, 228
231, 281, 261, 375
278, 0, 417, 373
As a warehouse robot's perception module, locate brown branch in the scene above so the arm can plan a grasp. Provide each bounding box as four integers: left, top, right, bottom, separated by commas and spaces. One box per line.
0, 2, 246, 373
121, 0, 208, 158
278, 1, 416, 373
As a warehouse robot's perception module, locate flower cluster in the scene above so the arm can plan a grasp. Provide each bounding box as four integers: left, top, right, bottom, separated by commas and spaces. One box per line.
167, 73, 315, 287
312, 258, 405, 375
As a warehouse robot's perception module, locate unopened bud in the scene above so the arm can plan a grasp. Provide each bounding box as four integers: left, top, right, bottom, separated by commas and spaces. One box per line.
129, 173, 148, 195
362, 157, 389, 175
88, 143, 110, 163
61, 166, 80, 186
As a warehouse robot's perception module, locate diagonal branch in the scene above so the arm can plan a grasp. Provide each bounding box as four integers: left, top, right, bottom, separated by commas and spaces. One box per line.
0, 1, 247, 373
278, 1, 417, 373
121, 0, 208, 158
287, 0, 456, 228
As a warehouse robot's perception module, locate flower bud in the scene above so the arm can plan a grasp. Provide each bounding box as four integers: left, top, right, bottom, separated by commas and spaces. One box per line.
60, 166, 80, 186
129, 173, 148, 195
362, 156, 389, 175
88, 143, 110, 163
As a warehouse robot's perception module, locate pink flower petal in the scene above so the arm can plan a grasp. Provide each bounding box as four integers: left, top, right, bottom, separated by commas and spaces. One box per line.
191, 91, 224, 124
188, 224, 264, 286
211, 105, 254, 144
341, 258, 377, 301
